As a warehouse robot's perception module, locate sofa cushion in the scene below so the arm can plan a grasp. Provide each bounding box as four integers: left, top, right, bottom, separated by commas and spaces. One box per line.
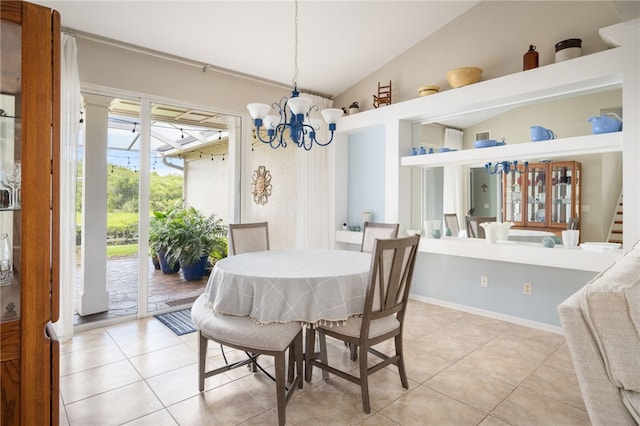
581, 254, 640, 401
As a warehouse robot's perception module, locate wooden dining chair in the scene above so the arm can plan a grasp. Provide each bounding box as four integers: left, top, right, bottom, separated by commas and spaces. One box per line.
226, 222, 271, 370
228, 222, 269, 255
567, 217, 580, 230
305, 234, 420, 414
192, 294, 303, 426
467, 216, 496, 239
360, 222, 399, 253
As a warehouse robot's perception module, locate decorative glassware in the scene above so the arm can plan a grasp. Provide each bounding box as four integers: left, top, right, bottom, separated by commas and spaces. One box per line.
0, 233, 12, 286
1, 161, 21, 208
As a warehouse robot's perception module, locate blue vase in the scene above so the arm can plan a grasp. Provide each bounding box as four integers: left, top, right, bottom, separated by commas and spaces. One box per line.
431, 229, 441, 239
157, 250, 180, 274
181, 256, 208, 281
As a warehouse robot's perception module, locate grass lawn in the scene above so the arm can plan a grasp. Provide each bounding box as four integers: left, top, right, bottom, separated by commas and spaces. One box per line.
107, 244, 138, 257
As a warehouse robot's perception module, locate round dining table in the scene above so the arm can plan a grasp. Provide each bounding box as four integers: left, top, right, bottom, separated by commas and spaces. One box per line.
203, 249, 371, 325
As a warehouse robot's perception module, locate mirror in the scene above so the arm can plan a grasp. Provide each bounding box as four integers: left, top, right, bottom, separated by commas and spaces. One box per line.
413, 89, 623, 242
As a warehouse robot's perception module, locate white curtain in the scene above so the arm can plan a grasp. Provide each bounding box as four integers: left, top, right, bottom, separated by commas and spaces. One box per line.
54, 33, 80, 341
443, 128, 468, 233
295, 94, 334, 249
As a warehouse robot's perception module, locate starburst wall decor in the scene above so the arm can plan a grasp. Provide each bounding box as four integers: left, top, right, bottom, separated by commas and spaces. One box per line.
252, 165, 272, 205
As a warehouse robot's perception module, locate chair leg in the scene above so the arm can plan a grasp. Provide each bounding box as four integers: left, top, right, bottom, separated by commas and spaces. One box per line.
274, 352, 287, 426
395, 334, 409, 388
287, 342, 294, 384
349, 343, 358, 361
295, 331, 303, 389
318, 330, 329, 380
250, 352, 258, 372
305, 326, 315, 382
359, 344, 371, 414
198, 331, 207, 392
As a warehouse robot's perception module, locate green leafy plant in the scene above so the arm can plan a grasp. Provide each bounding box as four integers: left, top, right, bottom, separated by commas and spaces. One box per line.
149, 202, 227, 267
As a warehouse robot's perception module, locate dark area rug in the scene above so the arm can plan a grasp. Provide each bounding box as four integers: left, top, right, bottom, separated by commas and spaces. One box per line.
155, 308, 196, 336
166, 296, 199, 307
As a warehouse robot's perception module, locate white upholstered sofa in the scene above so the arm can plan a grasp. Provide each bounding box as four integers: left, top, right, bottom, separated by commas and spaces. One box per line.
558, 242, 640, 425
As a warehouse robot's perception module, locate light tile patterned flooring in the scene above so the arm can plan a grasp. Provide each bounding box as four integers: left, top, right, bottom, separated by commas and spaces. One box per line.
59, 300, 590, 425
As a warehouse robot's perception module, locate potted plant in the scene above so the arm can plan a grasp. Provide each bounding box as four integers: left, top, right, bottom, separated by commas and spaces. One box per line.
149, 209, 180, 274
162, 204, 227, 281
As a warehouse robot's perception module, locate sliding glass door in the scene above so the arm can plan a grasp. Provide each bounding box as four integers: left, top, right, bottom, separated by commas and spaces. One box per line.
75, 92, 231, 325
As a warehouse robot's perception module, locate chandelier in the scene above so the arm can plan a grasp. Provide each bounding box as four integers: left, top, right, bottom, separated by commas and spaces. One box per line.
485, 160, 528, 175
247, 0, 343, 151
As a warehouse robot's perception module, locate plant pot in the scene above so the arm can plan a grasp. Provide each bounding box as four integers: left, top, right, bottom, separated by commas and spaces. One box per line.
181, 256, 208, 281
157, 250, 180, 274
151, 254, 161, 270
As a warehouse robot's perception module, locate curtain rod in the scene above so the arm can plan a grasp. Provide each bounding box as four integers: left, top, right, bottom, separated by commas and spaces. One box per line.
62, 27, 332, 100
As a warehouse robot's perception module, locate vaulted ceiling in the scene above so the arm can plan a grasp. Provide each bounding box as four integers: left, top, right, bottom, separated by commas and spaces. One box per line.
31, 1, 480, 98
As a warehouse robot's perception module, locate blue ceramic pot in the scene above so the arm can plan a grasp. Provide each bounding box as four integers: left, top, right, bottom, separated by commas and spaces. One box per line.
181, 256, 208, 281
157, 250, 180, 274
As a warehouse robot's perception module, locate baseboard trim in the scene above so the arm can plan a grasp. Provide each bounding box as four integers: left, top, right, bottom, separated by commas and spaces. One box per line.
409, 295, 564, 335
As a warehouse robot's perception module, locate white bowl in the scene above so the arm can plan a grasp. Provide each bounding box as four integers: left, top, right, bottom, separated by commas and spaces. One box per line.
579, 242, 621, 253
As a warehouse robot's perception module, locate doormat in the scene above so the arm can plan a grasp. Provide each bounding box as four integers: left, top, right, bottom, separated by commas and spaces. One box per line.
166, 296, 199, 307
155, 308, 197, 336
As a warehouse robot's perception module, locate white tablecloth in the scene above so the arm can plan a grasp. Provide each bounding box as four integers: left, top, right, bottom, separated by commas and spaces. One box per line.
203, 249, 371, 325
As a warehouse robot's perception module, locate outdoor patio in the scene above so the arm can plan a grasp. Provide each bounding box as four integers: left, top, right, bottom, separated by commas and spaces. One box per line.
74, 256, 207, 326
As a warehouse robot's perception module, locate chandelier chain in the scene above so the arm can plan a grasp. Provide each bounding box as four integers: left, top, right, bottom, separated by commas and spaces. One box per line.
292, 0, 298, 87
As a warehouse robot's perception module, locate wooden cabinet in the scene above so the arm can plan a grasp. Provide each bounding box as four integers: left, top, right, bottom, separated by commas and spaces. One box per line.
503, 161, 581, 234
1, 1, 60, 424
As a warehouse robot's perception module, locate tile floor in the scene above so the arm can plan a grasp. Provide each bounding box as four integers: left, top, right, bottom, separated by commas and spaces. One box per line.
59, 300, 590, 425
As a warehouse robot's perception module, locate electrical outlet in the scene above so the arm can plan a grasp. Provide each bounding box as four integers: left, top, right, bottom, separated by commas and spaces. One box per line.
523, 282, 532, 295
481, 275, 489, 287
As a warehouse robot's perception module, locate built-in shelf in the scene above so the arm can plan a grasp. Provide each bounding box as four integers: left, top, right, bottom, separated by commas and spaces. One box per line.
336, 47, 624, 135
335, 231, 621, 272
416, 237, 622, 272
335, 230, 363, 245
400, 132, 623, 168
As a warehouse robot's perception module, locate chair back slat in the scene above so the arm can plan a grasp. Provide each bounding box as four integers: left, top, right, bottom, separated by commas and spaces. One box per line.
364, 235, 419, 328
228, 222, 270, 255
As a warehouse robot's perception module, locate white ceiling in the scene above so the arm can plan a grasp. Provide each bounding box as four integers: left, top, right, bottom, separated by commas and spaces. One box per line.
32, 0, 480, 98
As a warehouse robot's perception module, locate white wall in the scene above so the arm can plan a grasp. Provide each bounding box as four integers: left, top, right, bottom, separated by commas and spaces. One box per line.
242, 142, 298, 250
76, 37, 302, 249
334, 1, 625, 110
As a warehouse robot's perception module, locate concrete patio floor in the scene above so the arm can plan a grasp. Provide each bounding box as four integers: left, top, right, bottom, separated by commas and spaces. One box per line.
74, 256, 207, 326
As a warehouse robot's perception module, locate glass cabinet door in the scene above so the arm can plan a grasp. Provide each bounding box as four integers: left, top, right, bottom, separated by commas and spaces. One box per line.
0, 19, 21, 323
527, 163, 547, 227
550, 161, 581, 228
502, 164, 525, 225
